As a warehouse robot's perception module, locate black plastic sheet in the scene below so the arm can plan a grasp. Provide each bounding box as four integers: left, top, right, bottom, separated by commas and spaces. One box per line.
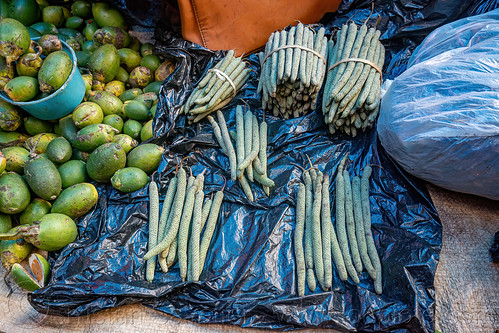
28, 0, 497, 331
30, 106, 442, 331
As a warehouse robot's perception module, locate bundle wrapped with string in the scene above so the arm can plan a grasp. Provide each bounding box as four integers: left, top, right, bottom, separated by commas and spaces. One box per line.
181, 50, 250, 124
258, 23, 328, 119
322, 19, 385, 137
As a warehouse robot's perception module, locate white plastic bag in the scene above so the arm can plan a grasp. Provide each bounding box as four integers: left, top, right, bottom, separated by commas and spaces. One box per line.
378, 9, 499, 200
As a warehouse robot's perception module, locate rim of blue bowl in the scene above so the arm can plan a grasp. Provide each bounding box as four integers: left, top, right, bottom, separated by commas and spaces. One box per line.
0, 36, 79, 105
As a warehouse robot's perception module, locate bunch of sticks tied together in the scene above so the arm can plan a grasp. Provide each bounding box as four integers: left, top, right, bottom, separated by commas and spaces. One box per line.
258, 23, 328, 119
182, 50, 250, 124
322, 18, 385, 136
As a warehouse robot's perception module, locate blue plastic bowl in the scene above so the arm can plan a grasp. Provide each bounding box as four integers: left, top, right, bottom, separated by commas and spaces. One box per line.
0, 37, 85, 120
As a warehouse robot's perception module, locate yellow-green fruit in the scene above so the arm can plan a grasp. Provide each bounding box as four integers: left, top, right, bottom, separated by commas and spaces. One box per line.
4, 76, 39, 102
24, 132, 58, 154
24, 213, 77, 251
104, 80, 125, 97
129, 36, 141, 52
0, 56, 15, 89
72, 102, 103, 128
93, 26, 131, 49
0, 172, 31, 214
11, 253, 50, 291
75, 50, 91, 67
51, 182, 98, 219
86, 142, 126, 183
114, 66, 129, 84
0, 100, 22, 132
140, 119, 153, 141
29, 253, 50, 287
89, 44, 120, 83
122, 119, 141, 140
61, 7, 71, 20
144, 81, 162, 95
26, 26, 41, 38
149, 104, 157, 117
57, 115, 78, 143
126, 143, 164, 174
42, 6, 65, 28
2, 146, 29, 174
82, 74, 92, 95
111, 167, 149, 193
0, 213, 11, 233
65, 16, 84, 30
19, 198, 52, 225
82, 20, 98, 41
24, 116, 53, 136
58, 159, 87, 188
119, 88, 142, 102
57, 34, 80, 51
9, 0, 41, 26
16, 52, 43, 77
81, 40, 101, 52
38, 34, 62, 55
140, 54, 160, 73
29, 22, 58, 35
129, 66, 153, 88
0, 18, 31, 64
0, 150, 4, 173
140, 43, 153, 57
72, 123, 118, 152
71, 148, 89, 162
87, 90, 124, 117
45, 136, 72, 164
117, 48, 141, 73
0, 131, 28, 149
112, 134, 137, 153
92, 79, 105, 91
0, 0, 10, 20
134, 92, 158, 108
123, 100, 150, 121
24, 156, 62, 201
1, 237, 32, 270
102, 114, 123, 132
91, 2, 125, 28
38, 50, 72, 93
71, 1, 91, 19
58, 28, 85, 44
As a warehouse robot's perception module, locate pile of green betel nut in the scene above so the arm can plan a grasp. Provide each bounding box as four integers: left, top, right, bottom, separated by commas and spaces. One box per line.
0, 0, 175, 292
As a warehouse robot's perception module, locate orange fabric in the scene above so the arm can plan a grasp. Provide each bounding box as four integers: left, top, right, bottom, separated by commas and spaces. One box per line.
178, 0, 341, 55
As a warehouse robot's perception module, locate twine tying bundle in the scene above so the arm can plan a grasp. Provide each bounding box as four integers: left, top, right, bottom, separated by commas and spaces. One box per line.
258, 23, 328, 119
321, 22, 385, 137
181, 50, 250, 124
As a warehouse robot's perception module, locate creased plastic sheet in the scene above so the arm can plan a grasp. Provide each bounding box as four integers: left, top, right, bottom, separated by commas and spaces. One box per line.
377, 9, 499, 200
28, 0, 497, 332
322, 0, 499, 79
30, 41, 441, 333
29, 105, 442, 332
